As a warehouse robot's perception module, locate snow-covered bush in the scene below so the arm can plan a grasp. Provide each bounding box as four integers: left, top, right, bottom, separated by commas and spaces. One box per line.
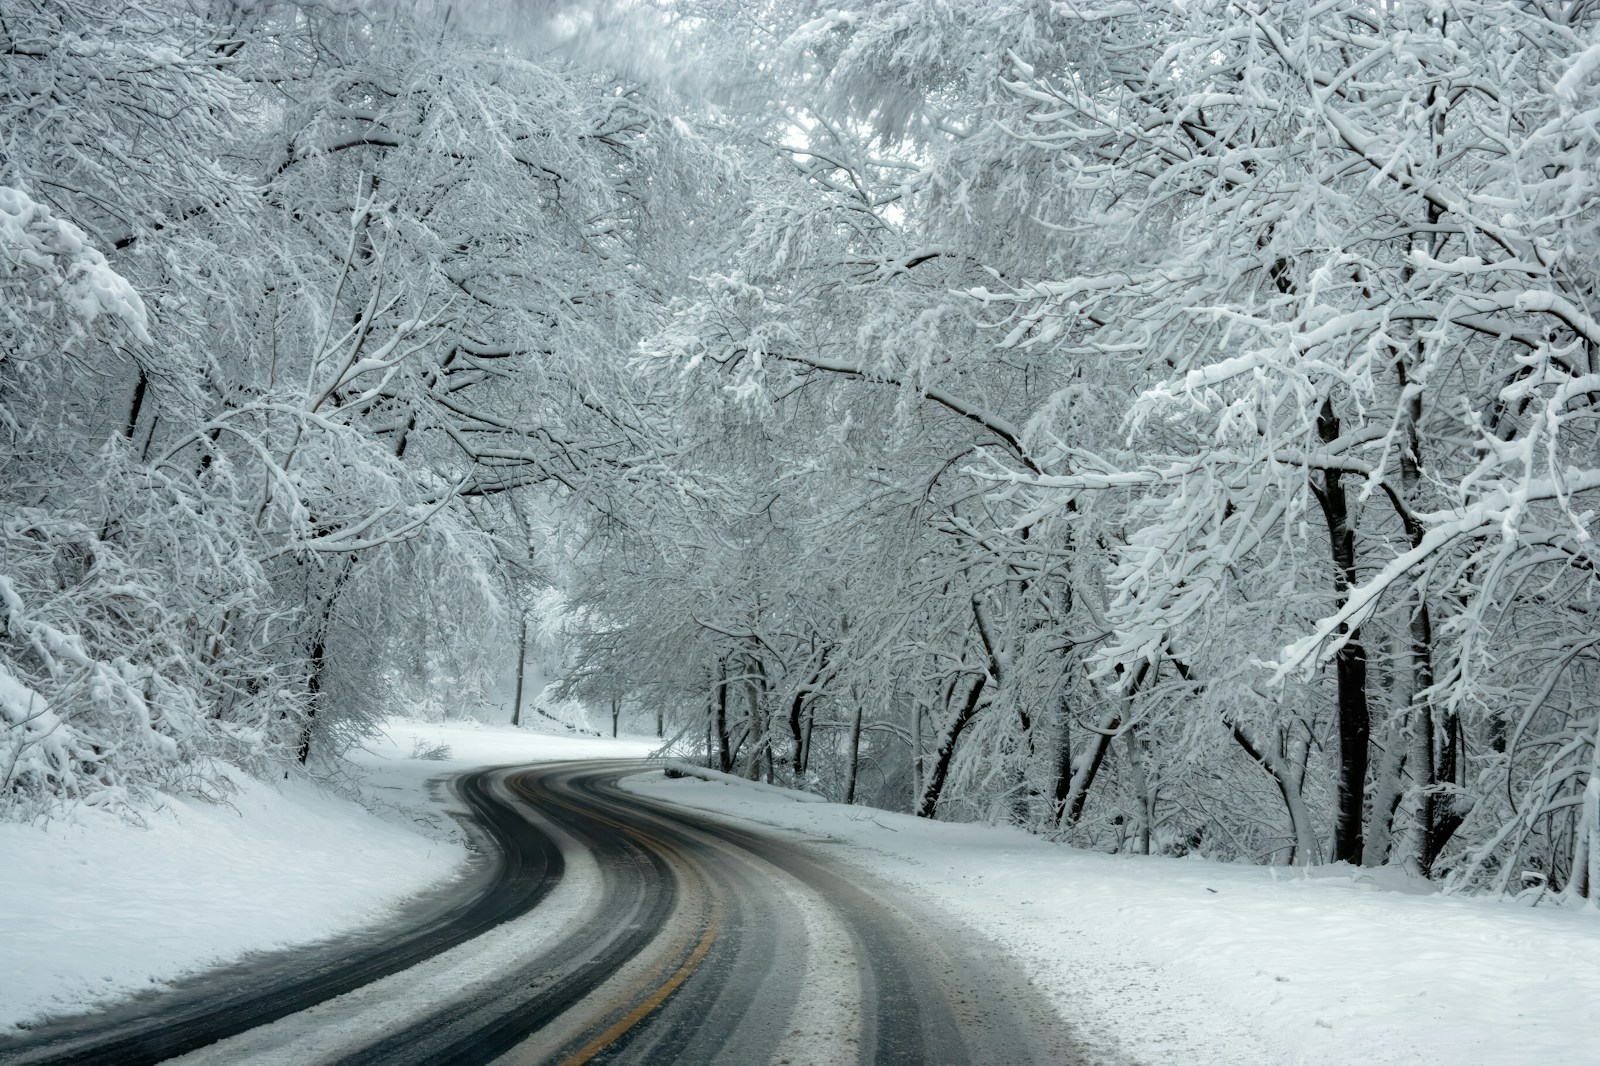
0, 187, 270, 815
408, 737, 453, 761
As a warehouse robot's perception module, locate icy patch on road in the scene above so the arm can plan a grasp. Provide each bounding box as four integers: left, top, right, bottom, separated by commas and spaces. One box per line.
624, 771, 1600, 1066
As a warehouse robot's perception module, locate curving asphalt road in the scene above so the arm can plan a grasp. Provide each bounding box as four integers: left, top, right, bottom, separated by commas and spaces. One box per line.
0, 761, 1086, 1066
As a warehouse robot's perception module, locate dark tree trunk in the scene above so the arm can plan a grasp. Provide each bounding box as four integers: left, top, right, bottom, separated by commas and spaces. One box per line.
1402, 86, 1463, 875
788, 689, 807, 772
1065, 724, 1114, 826
298, 635, 323, 764
789, 650, 829, 776
1331, 632, 1371, 864
299, 561, 355, 764
1052, 704, 1073, 814
746, 675, 762, 781
1059, 660, 1147, 827
916, 672, 987, 818
911, 699, 923, 811
919, 597, 1005, 818
511, 617, 527, 727
715, 661, 732, 773
1423, 706, 1465, 874
1313, 397, 1371, 865
844, 701, 863, 804
1392, 329, 1464, 876
799, 700, 815, 777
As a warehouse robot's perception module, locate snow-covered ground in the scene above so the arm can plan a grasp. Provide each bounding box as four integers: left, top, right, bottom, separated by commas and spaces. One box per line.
625, 769, 1600, 1066
0, 718, 656, 1034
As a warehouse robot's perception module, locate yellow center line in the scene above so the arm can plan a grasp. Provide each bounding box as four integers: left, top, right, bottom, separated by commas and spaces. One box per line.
556, 904, 721, 1066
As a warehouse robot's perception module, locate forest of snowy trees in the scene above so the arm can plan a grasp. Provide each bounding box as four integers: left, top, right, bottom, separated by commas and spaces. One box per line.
4, 0, 1600, 902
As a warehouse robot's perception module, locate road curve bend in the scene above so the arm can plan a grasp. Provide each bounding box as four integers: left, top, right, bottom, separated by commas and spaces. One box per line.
0, 761, 1088, 1066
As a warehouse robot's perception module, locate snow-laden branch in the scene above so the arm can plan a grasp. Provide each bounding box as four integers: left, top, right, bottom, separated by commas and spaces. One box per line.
1272, 467, 1600, 678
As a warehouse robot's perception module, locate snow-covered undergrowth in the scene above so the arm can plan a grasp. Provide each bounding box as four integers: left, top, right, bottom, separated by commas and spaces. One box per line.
626, 772, 1600, 1066
0, 718, 656, 1034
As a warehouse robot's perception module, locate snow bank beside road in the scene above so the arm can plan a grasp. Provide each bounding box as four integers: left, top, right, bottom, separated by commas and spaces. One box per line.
625, 771, 1600, 1066
0, 766, 458, 1033
0, 718, 656, 1034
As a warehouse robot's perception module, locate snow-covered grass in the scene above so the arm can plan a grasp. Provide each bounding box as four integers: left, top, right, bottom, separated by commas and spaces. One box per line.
624, 771, 1600, 1066
0, 717, 657, 1034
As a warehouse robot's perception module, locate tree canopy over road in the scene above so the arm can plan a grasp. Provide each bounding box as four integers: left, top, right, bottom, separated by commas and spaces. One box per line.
5, 0, 1600, 903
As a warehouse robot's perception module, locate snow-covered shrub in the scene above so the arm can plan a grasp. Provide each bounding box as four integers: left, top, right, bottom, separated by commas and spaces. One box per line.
1, 192, 218, 813
0, 187, 308, 815
532, 691, 599, 736
408, 737, 452, 761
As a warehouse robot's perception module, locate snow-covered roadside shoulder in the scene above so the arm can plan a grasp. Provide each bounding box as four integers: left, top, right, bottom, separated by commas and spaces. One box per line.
624, 771, 1600, 1066
0, 763, 459, 1034
0, 718, 655, 1035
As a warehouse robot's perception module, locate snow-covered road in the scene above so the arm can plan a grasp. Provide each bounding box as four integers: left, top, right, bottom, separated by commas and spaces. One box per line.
3, 760, 1079, 1066
4, 719, 1597, 1065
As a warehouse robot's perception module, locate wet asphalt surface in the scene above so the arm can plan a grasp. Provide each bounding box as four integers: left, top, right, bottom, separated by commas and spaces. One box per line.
0, 761, 1086, 1066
